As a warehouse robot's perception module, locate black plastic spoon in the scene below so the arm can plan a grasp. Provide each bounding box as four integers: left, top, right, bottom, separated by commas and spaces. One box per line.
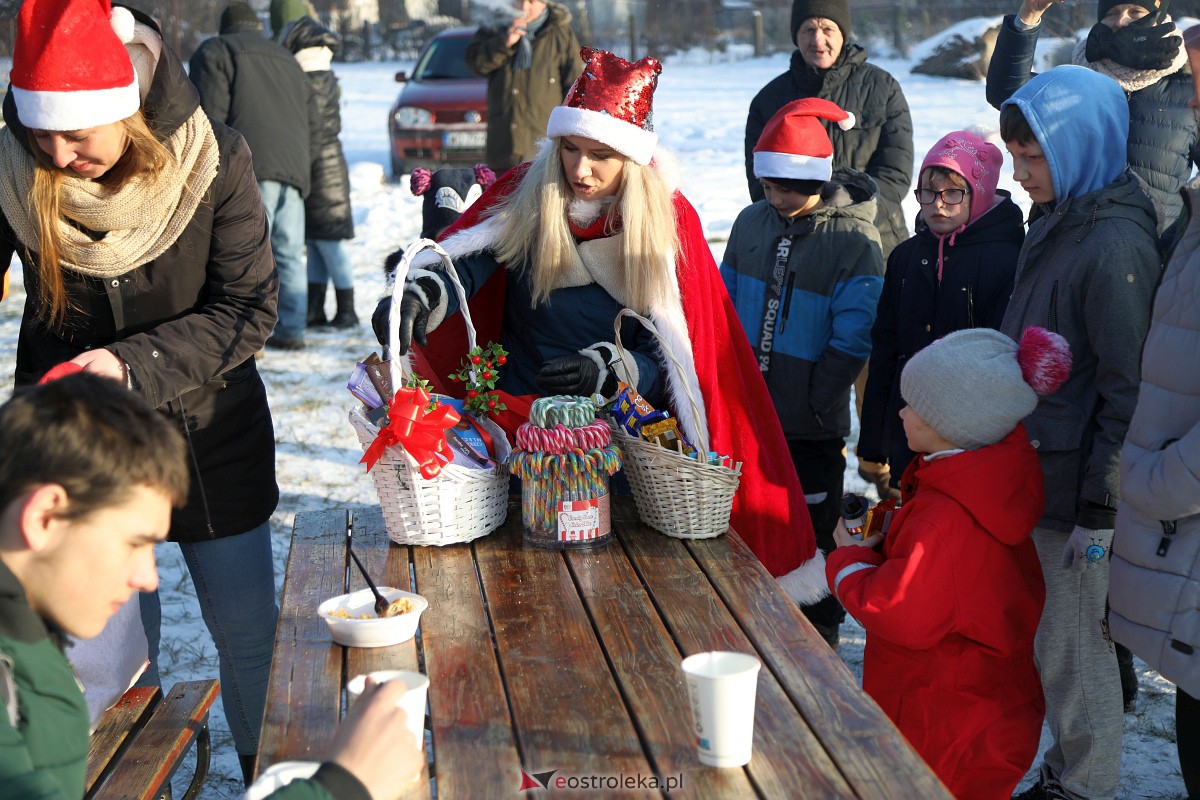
348, 545, 390, 617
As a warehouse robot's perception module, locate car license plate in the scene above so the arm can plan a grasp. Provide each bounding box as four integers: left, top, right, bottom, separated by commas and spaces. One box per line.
443, 131, 485, 149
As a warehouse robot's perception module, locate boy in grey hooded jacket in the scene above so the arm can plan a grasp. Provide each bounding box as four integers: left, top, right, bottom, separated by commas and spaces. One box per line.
999, 65, 1161, 800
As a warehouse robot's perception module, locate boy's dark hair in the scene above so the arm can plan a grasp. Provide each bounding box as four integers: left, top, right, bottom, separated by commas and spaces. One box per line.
0, 373, 189, 519
999, 104, 1037, 146
760, 176, 825, 196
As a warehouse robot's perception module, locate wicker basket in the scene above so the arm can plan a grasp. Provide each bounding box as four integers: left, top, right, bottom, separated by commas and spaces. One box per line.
351, 238, 510, 546
611, 309, 741, 539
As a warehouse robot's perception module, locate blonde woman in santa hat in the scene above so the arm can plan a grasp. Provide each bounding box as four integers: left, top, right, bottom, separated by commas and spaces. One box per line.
720, 96, 883, 647
377, 47, 829, 604
987, 0, 1198, 252
859, 131, 1025, 499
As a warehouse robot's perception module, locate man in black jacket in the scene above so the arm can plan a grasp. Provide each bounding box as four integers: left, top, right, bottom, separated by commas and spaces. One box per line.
190, 2, 318, 350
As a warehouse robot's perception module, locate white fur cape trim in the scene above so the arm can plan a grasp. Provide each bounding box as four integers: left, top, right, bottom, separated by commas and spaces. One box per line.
777, 551, 830, 605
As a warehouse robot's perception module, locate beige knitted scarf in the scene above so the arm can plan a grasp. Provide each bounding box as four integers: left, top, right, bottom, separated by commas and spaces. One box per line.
0, 106, 220, 279
1071, 16, 1189, 94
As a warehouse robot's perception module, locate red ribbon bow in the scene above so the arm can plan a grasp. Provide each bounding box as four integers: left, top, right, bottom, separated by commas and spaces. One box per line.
361, 387, 461, 479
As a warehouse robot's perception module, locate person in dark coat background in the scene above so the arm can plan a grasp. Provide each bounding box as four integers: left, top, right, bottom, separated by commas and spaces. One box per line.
745, 0, 913, 259
986, 0, 1199, 254
189, 2, 317, 350
466, 0, 583, 175
745, 0, 914, 501
0, 0, 279, 784
275, 2, 360, 330
859, 130, 1024, 491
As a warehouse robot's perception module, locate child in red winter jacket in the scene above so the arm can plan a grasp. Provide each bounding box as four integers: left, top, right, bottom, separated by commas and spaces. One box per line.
827, 326, 1070, 799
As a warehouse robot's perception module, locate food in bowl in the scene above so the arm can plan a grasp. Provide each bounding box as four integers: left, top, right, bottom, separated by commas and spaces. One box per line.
317, 587, 428, 648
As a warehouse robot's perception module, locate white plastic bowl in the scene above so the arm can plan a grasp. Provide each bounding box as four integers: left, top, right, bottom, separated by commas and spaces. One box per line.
245, 761, 319, 799
317, 587, 428, 648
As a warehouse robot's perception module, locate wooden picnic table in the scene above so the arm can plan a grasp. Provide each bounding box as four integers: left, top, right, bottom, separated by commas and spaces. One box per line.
256, 496, 950, 799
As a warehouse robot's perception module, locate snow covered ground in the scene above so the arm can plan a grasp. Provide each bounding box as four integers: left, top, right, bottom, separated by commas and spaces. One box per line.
0, 27, 1188, 799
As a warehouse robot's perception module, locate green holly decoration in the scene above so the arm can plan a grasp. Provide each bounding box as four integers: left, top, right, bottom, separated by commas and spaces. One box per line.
449, 342, 509, 417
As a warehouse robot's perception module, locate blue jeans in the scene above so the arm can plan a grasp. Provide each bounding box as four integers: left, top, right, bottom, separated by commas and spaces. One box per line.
306, 238, 354, 291
139, 522, 279, 756
258, 180, 307, 340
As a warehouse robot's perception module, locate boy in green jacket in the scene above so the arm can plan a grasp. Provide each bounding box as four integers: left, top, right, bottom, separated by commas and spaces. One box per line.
0, 373, 420, 799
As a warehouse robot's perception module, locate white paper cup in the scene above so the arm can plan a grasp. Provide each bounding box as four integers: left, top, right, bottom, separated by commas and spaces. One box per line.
346, 669, 429, 749
681, 651, 761, 767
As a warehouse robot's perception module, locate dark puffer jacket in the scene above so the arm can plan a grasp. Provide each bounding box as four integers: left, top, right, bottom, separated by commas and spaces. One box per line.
281, 17, 354, 241
188, 19, 315, 198
745, 45, 914, 257
859, 193, 1025, 480
466, 2, 583, 173
0, 11, 279, 544
986, 14, 1199, 251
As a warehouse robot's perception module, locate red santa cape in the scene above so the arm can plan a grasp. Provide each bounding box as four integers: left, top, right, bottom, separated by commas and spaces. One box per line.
410, 164, 823, 597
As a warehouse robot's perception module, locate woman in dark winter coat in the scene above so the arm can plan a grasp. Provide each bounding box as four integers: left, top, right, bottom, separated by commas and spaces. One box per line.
277, 9, 359, 329
0, 2, 279, 783
986, 0, 1198, 252
859, 131, 1024, 487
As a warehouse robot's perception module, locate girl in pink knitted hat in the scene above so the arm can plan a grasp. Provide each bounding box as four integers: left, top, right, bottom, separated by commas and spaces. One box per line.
858, 129, 1026, 495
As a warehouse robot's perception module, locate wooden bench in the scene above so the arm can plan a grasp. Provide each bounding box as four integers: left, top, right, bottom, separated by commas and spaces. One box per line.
85, 679, 220, 800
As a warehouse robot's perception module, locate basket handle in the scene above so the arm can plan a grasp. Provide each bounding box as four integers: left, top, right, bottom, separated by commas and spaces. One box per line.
387, 239, 478, 395
611, 308, 710, 456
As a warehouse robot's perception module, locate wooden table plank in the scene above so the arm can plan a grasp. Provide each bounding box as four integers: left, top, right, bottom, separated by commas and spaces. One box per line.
474, 521, 658, 797
565, 522, 754, 799
687, 531, 952, 799
85, 686, 161, 795
256, 510, 347, 773
409, 514, 524, 800
621, 519, 856, 799
346, 509, 422, 681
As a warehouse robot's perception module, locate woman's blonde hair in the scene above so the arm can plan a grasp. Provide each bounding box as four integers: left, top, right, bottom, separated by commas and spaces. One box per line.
27, 109, 171, 327
486, 138, 679, 314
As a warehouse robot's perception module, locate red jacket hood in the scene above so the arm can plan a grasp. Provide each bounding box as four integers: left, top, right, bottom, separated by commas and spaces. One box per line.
900, 424, 1044, 546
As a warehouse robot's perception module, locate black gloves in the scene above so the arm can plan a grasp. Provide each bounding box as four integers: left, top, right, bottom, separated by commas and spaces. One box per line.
1085, 15, 1180, 71
372, 276, 443, 355
395, 290, 430, 355
537, 354, 600, 396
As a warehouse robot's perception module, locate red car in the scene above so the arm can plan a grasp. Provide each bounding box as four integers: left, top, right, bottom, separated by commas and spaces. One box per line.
388, 27, 488, 178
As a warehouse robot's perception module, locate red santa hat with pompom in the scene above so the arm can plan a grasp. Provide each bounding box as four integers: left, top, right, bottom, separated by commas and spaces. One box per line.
546, 47, 662, 166
11, 0, 140, 132
753, 97, 855, 184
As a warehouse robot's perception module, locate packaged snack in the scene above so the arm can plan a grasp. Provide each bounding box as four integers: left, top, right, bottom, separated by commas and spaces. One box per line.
347, 361, 383, 409
611, 382, 668, 437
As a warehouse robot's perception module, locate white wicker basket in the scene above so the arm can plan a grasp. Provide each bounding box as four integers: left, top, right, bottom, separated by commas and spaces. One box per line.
611, 309, 741, 539
351, 238, 510, 546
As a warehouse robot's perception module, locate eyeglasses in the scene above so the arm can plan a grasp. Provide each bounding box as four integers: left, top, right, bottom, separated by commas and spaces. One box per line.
914, 187, 968, 205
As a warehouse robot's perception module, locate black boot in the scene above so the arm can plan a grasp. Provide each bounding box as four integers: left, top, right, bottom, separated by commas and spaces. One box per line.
330, 288, 359, 329
306, 282, 328, 327
1117, 642, 1139, 713
238, 753, 257, 787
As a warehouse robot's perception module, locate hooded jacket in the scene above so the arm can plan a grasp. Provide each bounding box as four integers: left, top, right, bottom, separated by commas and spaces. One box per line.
280, 16, 355, 241
745, 44, 914, 257
466, 2, 583, 172
1110, 174, 1200, 699
720, 167, 884, 441
188, 17, 315, 197
986, 14, 1198, 251
859, 193, 1024, 479
827, 426, 1046, 799
998, 66, 1160, 532
0, 8, 279, 544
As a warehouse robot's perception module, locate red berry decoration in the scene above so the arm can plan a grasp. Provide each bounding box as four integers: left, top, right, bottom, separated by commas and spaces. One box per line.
482, 370, 492, 380
471, 355, 482, 365
497, 355, 507, 365
467, 390, 478, 399
487, 398, 497, 409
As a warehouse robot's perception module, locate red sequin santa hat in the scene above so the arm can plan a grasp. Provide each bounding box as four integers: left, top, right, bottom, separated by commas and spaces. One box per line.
10, 0, 140, 131
546, 47, 662, 165
753, 97, 855, 184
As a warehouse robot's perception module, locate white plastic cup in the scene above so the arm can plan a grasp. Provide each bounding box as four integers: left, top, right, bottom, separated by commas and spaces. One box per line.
681, 651, 761, 768
346, 669, 429, 749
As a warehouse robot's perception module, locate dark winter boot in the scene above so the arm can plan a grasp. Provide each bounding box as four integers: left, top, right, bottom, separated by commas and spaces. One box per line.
330, 288, 359, 329
1117, 642, 1139, 713
239, 753, 257, 787
306, 282, 328, 327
